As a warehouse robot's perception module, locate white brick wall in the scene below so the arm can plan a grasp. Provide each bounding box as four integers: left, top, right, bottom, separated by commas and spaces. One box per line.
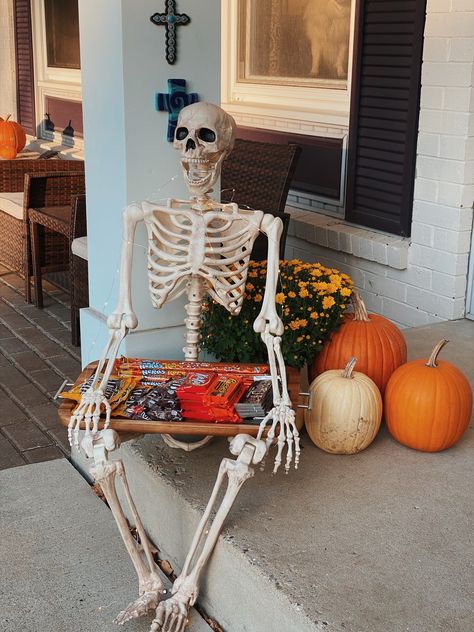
287, 0, 474, 328
0, 0, 16, 118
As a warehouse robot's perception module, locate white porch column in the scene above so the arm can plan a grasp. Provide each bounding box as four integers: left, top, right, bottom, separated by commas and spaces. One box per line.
77, 0, 221, 366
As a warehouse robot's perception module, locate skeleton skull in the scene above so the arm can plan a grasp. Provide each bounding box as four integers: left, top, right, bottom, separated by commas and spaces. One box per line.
174, 102, 236, 197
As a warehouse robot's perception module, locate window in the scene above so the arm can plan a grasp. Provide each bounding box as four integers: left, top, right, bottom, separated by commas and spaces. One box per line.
238, 0, 351, 89
14, 0, 83, 144
222, 0, 357, 216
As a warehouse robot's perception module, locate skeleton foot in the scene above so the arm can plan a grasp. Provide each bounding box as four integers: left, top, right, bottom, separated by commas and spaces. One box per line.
150, 595, 190, 632
115, 583, 168, 626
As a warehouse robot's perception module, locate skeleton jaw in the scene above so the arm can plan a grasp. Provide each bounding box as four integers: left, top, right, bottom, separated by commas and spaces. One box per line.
181, 152, 224, 196
182, 158, 213, 189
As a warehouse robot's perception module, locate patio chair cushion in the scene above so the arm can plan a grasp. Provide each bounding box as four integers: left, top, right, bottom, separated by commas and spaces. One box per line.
71, 236, 88, 261
0, 192, 24, 220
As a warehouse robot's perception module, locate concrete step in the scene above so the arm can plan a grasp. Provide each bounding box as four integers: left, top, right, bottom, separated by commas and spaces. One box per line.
0, 459, 212, 632
71, 319, 474, 632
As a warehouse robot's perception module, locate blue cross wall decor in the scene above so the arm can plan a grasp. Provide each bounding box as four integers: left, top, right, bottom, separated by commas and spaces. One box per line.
156, 79, 199, 142
150, 0, 190, 65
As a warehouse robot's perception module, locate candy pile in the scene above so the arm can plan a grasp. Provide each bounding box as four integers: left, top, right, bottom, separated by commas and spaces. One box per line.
60, 358, 274, 424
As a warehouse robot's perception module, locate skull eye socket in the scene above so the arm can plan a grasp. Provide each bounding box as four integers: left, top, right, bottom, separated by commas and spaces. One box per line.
198, 128, 216, 143
176, 127, 188, 141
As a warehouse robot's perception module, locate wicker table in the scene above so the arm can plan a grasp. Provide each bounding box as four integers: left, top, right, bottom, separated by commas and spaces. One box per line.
29, 205, 72, 308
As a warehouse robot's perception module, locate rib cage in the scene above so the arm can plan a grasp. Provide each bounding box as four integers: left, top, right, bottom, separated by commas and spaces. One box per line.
144, 204, 263, 314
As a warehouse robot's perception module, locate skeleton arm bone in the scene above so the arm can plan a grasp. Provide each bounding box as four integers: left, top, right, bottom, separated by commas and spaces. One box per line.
253, 215, 300, 473
68, 203, 144, 447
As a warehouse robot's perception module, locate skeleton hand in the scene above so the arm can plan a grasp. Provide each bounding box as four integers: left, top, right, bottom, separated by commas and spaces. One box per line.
150, 593, 190, 632
67, 387, 112, 449
258, 401, 300, 474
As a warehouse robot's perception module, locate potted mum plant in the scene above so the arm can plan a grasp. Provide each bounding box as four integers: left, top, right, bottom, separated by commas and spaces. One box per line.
201, 259, 353, 369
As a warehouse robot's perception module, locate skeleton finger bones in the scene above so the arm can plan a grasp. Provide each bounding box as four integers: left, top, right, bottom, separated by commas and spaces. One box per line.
67, 387, 112, 448
258, 401, 300, 474
150, 594, 189, 632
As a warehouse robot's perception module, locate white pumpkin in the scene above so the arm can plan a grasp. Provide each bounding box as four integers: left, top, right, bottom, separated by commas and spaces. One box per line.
305, 357, 382, 454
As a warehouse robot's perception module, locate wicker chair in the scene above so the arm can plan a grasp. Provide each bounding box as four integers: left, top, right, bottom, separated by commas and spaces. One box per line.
0, 160, 84, 298
221, 138, 301, 260
70, 195, 88, 346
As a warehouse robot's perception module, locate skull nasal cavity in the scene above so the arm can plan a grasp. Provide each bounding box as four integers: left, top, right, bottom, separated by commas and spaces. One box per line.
186, 138, 196, 151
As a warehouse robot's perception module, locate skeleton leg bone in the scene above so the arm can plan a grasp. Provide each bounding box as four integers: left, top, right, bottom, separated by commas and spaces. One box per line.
85, 430, 166, 625
150, 435, 266, 632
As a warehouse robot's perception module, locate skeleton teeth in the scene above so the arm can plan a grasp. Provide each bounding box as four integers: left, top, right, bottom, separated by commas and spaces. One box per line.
186, 173, 212, 186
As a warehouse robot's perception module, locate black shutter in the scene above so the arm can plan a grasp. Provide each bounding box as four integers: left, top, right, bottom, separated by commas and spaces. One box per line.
13, 0, 36, 135
346, 0, 427, 237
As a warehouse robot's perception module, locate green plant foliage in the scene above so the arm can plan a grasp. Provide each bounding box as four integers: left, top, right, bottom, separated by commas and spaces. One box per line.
201, 259, 353, 368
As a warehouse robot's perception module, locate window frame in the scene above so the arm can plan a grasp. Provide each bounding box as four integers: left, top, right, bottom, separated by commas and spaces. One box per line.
30, 0, 82, 146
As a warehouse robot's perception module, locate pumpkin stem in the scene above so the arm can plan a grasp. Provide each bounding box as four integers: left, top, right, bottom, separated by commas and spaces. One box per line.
351, 290, 370, 322
5, 114, 11, 122
426, 339, 449, 368
342, 356, 357, 379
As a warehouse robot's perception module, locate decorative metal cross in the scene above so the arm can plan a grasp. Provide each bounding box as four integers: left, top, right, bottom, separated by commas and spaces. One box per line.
150, 0, 190, 65
156, 78, 198, 142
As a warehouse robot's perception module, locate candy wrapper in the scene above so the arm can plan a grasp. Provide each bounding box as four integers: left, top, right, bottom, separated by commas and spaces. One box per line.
116, 379, 184, 421
116, 357, 269, 381
176, 372, 249, 423
234, 379, 273, 419
59, 375, 139, 412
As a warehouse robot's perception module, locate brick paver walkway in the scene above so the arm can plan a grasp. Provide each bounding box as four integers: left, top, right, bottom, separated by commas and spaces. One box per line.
0, 265, 82, 469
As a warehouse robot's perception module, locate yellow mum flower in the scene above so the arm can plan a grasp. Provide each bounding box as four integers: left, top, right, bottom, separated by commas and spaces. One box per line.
310, 312, 318, 319
323, 296, 335, 309
314, 282, 328, 291
288, 291, 296, 298
275, 292, 286, 304
299, 288, 310, 298
340, 287, 352, 297
326, 283, 337, 294
254, 293, 263, 302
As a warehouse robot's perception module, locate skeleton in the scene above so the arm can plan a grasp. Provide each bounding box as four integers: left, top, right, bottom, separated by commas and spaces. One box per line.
68, 102, 300, 632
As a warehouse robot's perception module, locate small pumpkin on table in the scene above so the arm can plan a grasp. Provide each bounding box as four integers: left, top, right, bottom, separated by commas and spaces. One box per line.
0, 115, 27, 159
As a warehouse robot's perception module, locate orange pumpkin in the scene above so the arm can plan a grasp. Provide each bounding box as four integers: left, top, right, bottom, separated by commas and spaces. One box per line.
0, 115, 27, 159
311, 290, 407, 394
384, 339, 472, 452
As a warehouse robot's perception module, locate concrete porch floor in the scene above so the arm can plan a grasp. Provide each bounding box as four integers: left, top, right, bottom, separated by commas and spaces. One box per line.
0, 262, 471, 632
72, 318, 474, 632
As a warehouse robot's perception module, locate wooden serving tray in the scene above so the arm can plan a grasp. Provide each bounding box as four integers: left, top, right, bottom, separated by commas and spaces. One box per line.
58, 362, 305, 438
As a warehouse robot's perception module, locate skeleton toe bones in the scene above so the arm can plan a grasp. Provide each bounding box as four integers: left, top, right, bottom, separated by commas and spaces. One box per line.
68, 102, 300, 629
